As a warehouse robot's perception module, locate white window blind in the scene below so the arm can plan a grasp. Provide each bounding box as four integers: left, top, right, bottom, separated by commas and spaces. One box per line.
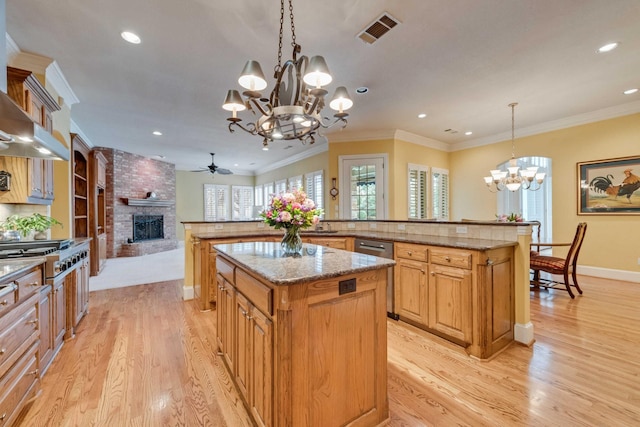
432, 168, 449, 220
232, 185, 254, 220
262, 182, 275, 210
305, 170, 324, 216
408, 164, 428, 219
288, 175, 303, 191
275, 179, 287, 195
204, 184, 229, 221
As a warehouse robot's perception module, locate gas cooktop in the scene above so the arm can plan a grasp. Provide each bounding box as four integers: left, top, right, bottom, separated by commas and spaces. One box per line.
0, 239, 73, 252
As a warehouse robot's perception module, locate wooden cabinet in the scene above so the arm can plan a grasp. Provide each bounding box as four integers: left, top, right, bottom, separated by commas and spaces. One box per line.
395, 242, 513, 359
38, 285, 54, 376
0, 67, 61, 205
66, 247, 91, 340
216, 250, 389, 427
90, 150, 108, 276
0, 264, 43, 426
52, 278, 65, 353
302, 236, 353, 251
72, 134, 90, 238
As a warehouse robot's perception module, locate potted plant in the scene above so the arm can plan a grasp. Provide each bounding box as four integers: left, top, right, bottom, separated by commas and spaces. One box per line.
0, 213, 63, 240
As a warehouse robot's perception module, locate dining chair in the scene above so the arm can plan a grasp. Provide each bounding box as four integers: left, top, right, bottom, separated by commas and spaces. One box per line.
530, 222, 587, 298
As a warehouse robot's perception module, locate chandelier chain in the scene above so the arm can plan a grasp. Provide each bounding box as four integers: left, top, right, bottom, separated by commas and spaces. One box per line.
288, 0, 296, 48
510, 102, 517, 159
276, 0, 285, 72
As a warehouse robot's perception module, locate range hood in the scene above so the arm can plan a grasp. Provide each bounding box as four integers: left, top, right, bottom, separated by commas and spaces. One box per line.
0, 91, 69, 161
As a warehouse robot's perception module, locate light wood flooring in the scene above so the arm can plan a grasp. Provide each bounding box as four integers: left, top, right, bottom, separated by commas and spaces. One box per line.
16, 276, 640, 426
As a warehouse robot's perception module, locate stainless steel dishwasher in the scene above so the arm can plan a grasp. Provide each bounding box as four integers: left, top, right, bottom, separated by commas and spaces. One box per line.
354, 238, 398, 320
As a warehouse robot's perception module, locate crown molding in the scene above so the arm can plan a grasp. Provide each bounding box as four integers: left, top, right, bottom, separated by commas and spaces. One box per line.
327, 129, 396, 143
46, 61, 80, 106
393, 129, 450, 151
9, 50, 52, 74
254, 143, 328, 176
450, 100, 640, 152
70, 119, 94, 147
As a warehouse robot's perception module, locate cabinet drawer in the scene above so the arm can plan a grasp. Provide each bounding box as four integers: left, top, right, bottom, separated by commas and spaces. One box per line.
0, 292, 39, 379
430, 248, 472, 269
395, 243, 429, 262
216, 256, 235, 284
236, 269, 272, 316
0, 342, 39, 427
0, 284, 18, 316
15, 268, 43, 301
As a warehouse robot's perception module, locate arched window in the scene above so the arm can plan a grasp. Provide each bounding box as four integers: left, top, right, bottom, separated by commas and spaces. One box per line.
497, 156, 552, 242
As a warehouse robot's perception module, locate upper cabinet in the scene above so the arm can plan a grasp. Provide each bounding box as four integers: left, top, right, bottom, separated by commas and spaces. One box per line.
0, 67, 62, 205
90, 150, 108, 276
71, 134, 91, 238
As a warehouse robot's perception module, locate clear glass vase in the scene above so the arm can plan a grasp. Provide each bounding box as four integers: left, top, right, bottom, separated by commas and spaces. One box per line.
281, 226, 303, 255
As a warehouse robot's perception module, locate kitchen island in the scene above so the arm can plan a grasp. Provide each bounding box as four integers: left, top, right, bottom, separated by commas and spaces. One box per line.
214, 241, 395, 427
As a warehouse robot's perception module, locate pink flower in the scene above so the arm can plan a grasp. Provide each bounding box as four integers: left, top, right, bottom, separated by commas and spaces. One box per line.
278, 211, 292, 222
312, 215, 320, 225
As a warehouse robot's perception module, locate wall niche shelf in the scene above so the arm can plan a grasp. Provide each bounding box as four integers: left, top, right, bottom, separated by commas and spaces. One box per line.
122, 198, 174, 207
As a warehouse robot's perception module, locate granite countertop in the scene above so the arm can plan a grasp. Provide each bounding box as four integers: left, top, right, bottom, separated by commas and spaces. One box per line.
194, 230, 518, 251
214, 241, 396, 286
0, 258, 45, 282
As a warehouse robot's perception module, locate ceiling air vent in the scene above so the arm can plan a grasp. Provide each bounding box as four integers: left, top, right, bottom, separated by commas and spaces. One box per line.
357, 13, 400, 44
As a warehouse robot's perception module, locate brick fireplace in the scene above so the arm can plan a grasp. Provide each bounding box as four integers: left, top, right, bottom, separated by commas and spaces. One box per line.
93, 147, 178, 258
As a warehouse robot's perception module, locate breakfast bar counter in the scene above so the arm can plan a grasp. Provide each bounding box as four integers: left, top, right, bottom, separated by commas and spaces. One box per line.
213, 241, 394, 427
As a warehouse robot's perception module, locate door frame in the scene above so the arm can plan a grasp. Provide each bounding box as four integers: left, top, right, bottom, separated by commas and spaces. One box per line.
338, 153, 389, 220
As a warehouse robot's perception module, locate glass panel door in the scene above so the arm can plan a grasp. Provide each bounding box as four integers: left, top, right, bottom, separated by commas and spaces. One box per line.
340, 156, 386, 220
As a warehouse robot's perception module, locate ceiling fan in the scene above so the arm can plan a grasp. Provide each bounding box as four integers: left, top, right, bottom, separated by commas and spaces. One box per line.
192, 153, 233, 175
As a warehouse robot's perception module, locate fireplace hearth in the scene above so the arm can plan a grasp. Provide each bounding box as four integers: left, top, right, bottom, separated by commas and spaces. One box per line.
133, 215, 164, 242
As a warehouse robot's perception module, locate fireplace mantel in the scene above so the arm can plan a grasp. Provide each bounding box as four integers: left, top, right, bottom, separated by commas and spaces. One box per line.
122, 198, 174, 207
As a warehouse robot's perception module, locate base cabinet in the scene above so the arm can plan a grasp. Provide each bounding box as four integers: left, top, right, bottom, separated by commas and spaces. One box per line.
395, 243, 513, 359
216, 252, 388, 427
38, 286, 54, 375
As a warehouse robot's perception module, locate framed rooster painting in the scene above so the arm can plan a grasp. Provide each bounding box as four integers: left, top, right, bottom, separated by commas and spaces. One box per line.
578, 155, 640, 215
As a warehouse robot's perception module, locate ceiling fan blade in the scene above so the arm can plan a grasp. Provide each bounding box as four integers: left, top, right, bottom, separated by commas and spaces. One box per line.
190, 168, 210, 172
216, 168, 233, 175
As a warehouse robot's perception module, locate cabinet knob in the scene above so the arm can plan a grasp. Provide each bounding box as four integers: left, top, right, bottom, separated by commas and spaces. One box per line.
1, 412, 6, 421
407, 251, 412, 256
420, 269, 425, 274
486, 259, 494, 265
30, 282, 40, 287
28, 319, 38, 326
430, 272, 435, 276
445, 256, 451, 262
0, 300, 7, 306
0, 348, 6, 355
28, 369, 39, 376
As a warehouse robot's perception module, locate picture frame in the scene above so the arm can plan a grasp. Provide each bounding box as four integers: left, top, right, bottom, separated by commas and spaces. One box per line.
577, 155, 640, 215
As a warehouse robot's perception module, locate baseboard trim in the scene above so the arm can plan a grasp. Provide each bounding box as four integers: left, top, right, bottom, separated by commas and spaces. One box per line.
578, 266, 640, 283
514, 322, 535, 346
183, 285, 194, 301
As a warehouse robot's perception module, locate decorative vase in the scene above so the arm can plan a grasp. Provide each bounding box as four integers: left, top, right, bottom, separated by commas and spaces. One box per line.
281, 226, 303, 255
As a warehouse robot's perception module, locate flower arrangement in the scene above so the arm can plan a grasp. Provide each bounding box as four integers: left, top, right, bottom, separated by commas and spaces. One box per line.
261, 187, 323, 230
496, 213, 524, 222
261, 188, 323, 254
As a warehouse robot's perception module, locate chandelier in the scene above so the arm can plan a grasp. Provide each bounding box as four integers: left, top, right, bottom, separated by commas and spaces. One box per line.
222, 0, 353, 151
483, 103, 545, 192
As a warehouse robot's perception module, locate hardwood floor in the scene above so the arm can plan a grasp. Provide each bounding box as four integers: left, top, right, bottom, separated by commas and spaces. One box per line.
16, 276, 640, 426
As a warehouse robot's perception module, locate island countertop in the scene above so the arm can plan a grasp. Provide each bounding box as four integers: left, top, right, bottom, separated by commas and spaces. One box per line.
214, 241, 396, 286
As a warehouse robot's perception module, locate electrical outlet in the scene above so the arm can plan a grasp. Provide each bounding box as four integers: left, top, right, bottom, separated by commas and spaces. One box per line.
369, 222, 377, 229
214, 224, 224, 230
397, 224, 406, 231
456, 226, 468, 234
347, 222, 356, 229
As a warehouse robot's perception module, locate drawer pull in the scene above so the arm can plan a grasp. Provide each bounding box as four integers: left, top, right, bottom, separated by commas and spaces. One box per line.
445, 256, 451, 262
407, 251, 412, 256
30, 282, 41, 287
1, 413, 6, 421
0, 299, 8, 306
420, 269, 425, 274
0, 348, 5, 355
430, 272, 435, 276
486, 259, 494, 265
28, 369, 39, 376
28, 319, 38, 325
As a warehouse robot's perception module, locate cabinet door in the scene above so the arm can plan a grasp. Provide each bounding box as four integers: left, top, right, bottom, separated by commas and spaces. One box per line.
428, 265, 472, 344
53, 280, 65, 351
38, 286, 53, 374
28, 158, 45, 199
395, 258, 429, 326
250, 308, 273, 427
43, 160, 54, 200
235, 292, 252, 402
216, 277, 235, 372
98, 234, 107, 271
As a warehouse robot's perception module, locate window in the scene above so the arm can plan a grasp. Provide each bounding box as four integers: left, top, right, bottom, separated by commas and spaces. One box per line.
254, 186, 264, 211
275, 179, 287, 195
432, 167, 449, 220
408, 164, 428, 219
339, 155, 387, 220
288, 175, 302, 191
497, 157, 552, 242
305, 170, 324, 217
232, 185, 254, 220
204, 184, 229, 221
262, 182, 275, 210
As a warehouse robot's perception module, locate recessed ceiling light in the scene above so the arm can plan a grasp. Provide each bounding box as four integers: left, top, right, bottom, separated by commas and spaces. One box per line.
597, 42, 618, 53
417, 113, 427, 119
465, 131, 473, 136
121, 31, 141, 44
355, 87, 369, 94
234, 163, 239, 167
623, 88, 638, 95
152, 131, 162, 136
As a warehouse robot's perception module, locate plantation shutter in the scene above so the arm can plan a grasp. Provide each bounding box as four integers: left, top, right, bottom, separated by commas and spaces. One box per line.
275, 179, 287, 195
288, 175, 303, 191
204, 184, 229, 221
232, 185, 254, 220
408, 164, 428, 219
432, 168, 449, 220
305, 170, 324, 217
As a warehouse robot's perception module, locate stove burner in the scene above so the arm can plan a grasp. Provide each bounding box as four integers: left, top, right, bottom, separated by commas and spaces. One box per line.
0, 246, 58, 259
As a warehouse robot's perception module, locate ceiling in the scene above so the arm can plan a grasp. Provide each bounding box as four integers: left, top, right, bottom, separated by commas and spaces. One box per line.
6, 0, 640, 175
